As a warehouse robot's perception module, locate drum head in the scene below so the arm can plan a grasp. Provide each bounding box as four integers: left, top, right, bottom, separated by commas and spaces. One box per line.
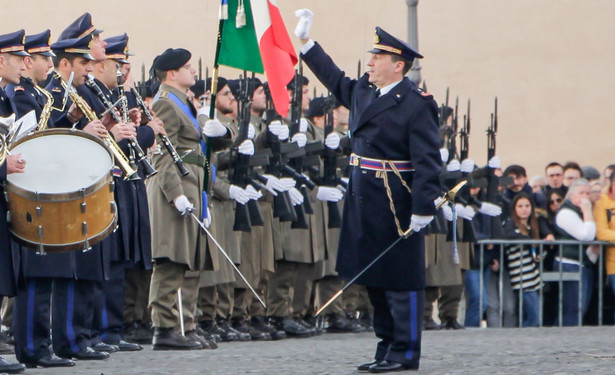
7, 131, 113, 194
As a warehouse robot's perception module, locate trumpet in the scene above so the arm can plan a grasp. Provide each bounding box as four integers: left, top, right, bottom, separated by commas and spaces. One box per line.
0, 133, 7, 167
53, 72, 138, 179
130, 87, 189, 177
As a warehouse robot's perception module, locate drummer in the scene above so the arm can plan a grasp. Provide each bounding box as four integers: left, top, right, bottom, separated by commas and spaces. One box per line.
0, 29, 29, 375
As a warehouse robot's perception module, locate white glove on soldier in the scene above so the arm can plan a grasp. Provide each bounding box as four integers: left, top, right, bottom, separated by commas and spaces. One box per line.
203, 207, 212, 228
263, 174, 283, 196
325, 133, 341, 149
488, 156, 501, 169
238, 139, 255, 156
442, 204, 454, 221
245, 185, 263, 200
173, 195, 194, 216
247, 123, 256, 139
455, 203, 476, 220
203, 119, 227, 137
288, 187, 304, 206
410, 214, 434, 232
299, 118, 308, 133
446, 159, 460, 172
294, 9, 314, 39
316, 186, 343, 202
268, 120, 289, 140
291, 133, 307, 148
278, 177, 296, 192
479, 202, 502, 217
460, 158, 474, 173
229, 185, 250, 204
197, 105, 210, 119
439, 148, 449, 163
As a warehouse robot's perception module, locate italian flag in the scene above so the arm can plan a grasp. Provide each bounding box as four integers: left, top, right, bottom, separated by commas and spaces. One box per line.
217, 0, 298, 118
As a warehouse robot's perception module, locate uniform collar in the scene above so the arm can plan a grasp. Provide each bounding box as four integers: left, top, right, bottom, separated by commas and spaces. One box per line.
378, 79, 402, 96
160, 83, 188, 102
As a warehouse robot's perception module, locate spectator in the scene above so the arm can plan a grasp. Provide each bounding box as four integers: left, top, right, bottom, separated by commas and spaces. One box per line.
545, 189, 566, 232
602, 164, 615, 186
503, 165, 546, 212
590, 180, 604, 204
562, 162, 583, 187
594, 172, 615, 322
545, 162, 567, 195
554, 178, 596, 326
529, 175, 546, 194
582, 166, 601, 184
503, 193, 547, 327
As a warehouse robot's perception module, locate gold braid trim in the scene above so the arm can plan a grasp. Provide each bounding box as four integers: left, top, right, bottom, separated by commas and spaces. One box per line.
380, 160, 413, 236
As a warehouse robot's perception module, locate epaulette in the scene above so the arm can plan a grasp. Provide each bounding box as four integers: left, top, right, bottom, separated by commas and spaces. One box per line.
414, 87, 433, 99
158, 90, 169, 99
14, 86, 24, 92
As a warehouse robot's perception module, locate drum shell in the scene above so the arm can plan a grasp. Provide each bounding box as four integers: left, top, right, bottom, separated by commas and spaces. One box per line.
5, 129, 117, 253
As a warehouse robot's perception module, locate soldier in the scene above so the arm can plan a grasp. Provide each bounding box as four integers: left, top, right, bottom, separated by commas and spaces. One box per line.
147, 48, 218, 350
297, 12, 442, 372
0, 29, 28, 375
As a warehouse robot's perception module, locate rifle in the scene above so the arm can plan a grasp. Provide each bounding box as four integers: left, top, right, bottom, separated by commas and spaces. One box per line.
322, 94, 343, 228
447, 96, 459, 163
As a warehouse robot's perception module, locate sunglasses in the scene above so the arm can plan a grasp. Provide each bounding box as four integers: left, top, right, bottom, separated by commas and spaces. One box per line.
549, 198, 563, 204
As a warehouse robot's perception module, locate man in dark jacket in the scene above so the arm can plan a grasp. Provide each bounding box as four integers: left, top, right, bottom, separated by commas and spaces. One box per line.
296, 10, 441, 372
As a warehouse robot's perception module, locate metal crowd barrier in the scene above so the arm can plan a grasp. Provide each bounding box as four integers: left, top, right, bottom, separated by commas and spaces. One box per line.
476, 239, 611, 328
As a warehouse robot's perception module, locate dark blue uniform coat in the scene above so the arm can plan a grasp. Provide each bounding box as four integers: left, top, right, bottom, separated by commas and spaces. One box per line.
302, 43, 442, 291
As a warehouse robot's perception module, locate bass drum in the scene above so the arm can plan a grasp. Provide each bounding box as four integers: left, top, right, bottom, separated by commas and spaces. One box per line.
6, 128, 117, 253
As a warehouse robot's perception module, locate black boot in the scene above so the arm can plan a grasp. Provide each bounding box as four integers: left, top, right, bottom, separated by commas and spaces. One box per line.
216, 318, 251, 342
269, 316, 312, 338
151, 327, 202, 350
251, 316, 286, 340
231, 317, 271, 341
326, 313, 365, 333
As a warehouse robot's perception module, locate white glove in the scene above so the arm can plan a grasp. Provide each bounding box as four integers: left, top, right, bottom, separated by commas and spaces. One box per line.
229, 185, 250, 204
203, 207, 212, 228
316, 186, 343, 202
325, 133, 341, 149
446, 159, 460, 172
203, 119, 227, 137
279, 177, 296, 192
478, 202, 502, 217
439, 148, 449, 163
441, 203, 454, 221
299, 118, 308, 133
410, 214, 434, 232
238, 139, 255, 156
291, 133, 307, 147
288, 187, 304, 206
247, 123, 256, 139
294, 9, 314, 39
263, 174, 284, 195
173, 195, 194, 215
245, 185, 263, 200
460, 158, 474, 173
488, 156, 501, 169
455, 203, 476, 220
341, 177, 349, 185
268, 120, 289, 140
197, 105, 210, 119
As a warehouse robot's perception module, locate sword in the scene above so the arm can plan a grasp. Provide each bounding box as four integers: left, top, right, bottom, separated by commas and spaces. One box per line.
189, 212, 267, 309
315, 180, 467, 317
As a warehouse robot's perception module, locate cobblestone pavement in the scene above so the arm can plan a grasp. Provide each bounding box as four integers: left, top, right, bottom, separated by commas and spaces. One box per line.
11, 327, 615, 375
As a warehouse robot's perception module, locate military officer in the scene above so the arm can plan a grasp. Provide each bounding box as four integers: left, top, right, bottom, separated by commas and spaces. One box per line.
297, 11, 442, 372
147, 48, 218, 350
0, 29, 28, 375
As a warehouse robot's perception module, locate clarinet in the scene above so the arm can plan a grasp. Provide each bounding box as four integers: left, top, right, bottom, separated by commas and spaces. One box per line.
115, 68, 157, 179
130, 87, 189, 177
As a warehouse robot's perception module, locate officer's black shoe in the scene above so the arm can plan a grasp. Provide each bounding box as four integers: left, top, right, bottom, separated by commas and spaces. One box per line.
251, 316, 286, 340
24, 354, 75, 368
69, 347, 110, 360
357, 360, 383, 371
270, 316, 312, 338
326, 313, 365, 333
91, 342, 119, 353
216, 318, 251, 342
423, 318, 442, 331
231, 317, 271, 341
199, 320, 230, 342
151, 328, 202, 351
442, 320, 464, 330
368, 360, 417, 373
104, 339, 143, 352
185, 330, 218, 350
0, 356, 25, 373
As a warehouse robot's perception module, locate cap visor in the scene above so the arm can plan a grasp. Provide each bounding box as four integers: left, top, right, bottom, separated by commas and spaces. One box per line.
114, 58, 129, 64
367, 48, 386, 54
83, 53, 95, 61
10, 51, 30, 56
38, 51, 56, 57
93, 29, 104, 35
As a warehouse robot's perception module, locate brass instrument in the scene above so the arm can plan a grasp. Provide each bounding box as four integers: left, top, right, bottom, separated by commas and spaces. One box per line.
130, 87, 189, 177
0, 133, 7, 167
35, 85, 54, 131
53, 72, 138, 179
115, 66, 157, 179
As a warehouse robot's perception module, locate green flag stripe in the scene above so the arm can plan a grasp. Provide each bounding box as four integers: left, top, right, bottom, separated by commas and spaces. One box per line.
217, 0, 264, 73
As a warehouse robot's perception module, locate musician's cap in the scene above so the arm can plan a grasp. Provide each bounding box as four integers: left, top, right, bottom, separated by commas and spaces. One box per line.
50, 34, 95, 61
0, 30, 29, 56
368, 26, 423, 60
153, 48, 191, 71
59, 12, 103, 41
104, 33, 132, 64
25, 30, 55, 57
307, 97, 327, 118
